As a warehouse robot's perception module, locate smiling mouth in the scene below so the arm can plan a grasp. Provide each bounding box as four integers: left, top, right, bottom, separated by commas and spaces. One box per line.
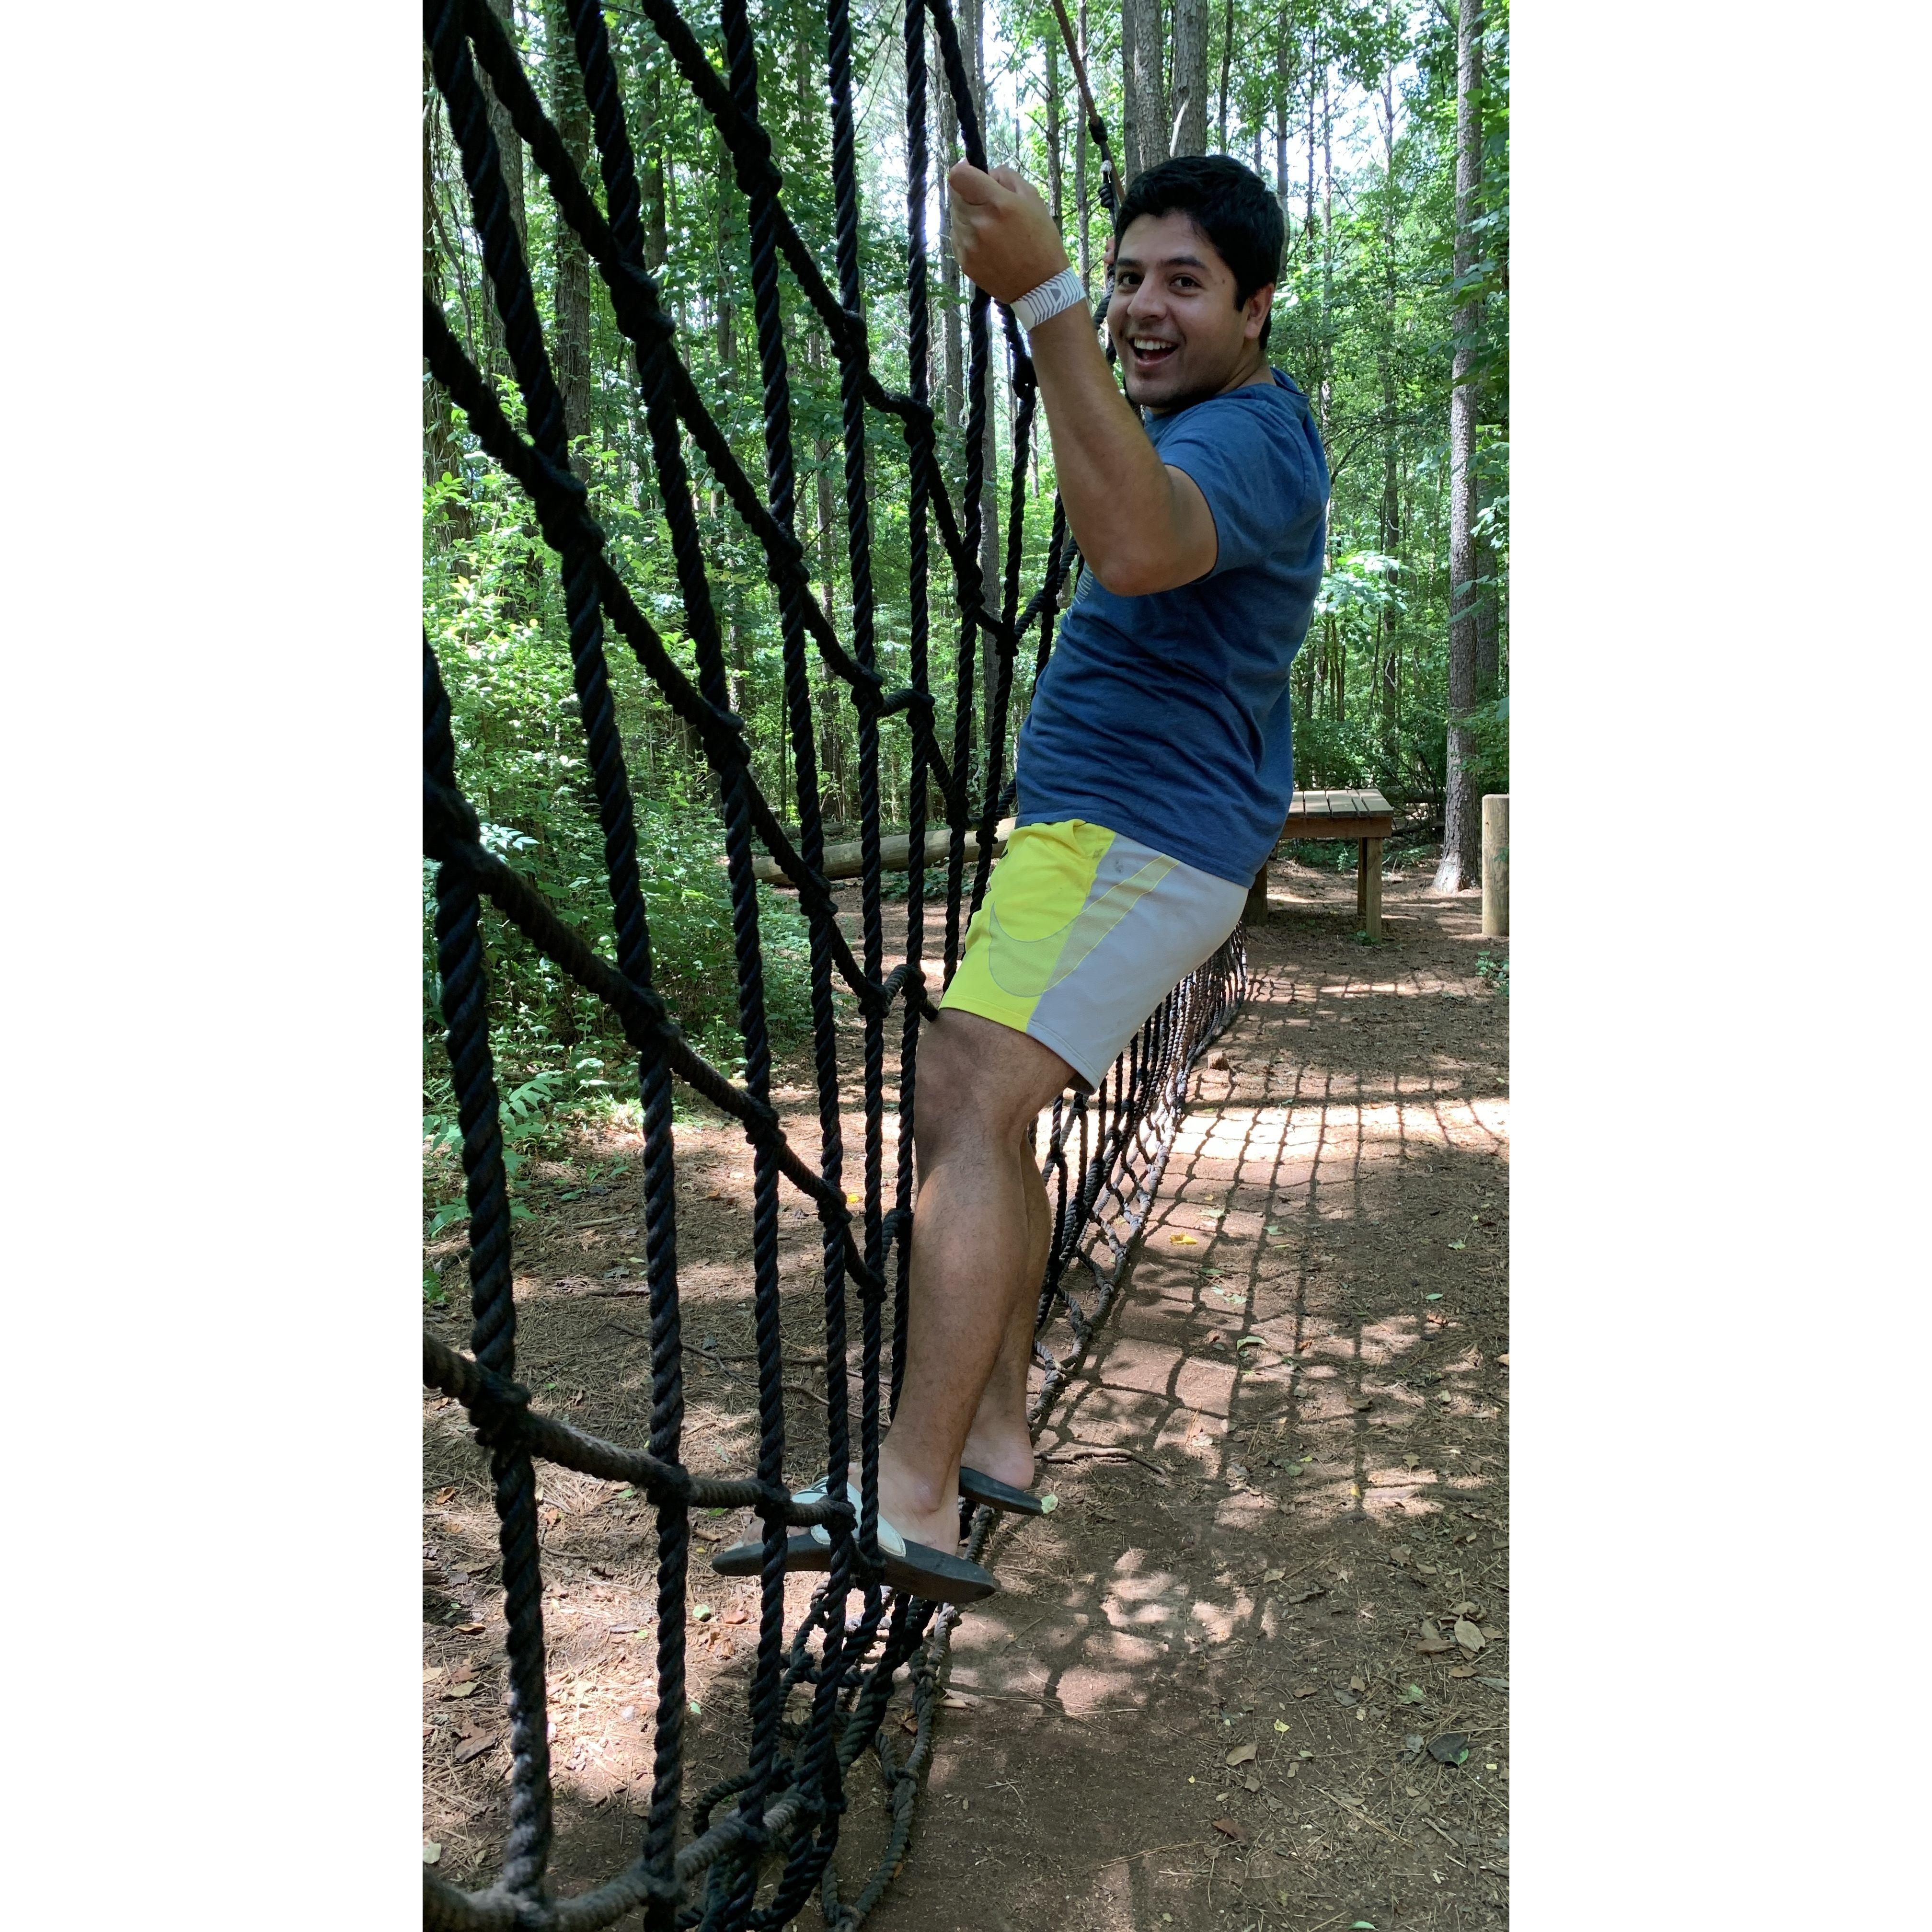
1127, 336, 1178, 370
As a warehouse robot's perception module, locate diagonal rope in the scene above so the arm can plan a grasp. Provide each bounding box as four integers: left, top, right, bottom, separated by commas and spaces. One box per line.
421, 4, 1246, 1926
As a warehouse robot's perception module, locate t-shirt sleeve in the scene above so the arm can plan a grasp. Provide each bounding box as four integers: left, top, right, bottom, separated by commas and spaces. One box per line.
1157, 394, 1312, 578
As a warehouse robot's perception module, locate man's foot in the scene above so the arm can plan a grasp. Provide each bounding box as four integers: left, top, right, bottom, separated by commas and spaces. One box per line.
958, 1427, 1035, 1498
708, 1477, 996, 1604
874, 1457, 969, 1556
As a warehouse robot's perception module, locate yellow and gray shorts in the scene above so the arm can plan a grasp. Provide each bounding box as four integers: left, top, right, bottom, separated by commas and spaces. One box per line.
938, 819, 1247, 1090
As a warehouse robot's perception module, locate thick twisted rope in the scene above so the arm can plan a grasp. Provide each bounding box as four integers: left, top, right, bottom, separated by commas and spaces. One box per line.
421, 4, 1247, 1926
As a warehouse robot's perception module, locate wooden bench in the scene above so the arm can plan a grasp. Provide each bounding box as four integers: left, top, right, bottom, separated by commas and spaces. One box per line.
1245, 787, 1396, 937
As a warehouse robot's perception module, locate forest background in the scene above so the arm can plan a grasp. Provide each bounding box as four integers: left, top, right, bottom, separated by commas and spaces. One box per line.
422, 0, 1509, 1172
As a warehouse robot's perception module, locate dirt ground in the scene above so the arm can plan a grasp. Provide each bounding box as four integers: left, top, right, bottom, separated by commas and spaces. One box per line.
422, 847, 1509, 1931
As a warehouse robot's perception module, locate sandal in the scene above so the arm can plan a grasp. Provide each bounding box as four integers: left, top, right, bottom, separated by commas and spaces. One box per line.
708, 1480, 997, 1604
958, 1465, 1046, 1516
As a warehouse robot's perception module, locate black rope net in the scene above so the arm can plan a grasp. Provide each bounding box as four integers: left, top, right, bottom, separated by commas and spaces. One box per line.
421, 1, 1245, 1925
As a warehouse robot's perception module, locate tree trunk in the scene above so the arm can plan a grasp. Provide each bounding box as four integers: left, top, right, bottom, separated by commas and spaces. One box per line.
1433, 0, 1484, 893
713, 135, 736, 376
964, 0, 1001, 759
545, 0, 593, 451
1274, 28, 1290, 218
640, 66, 668, 276
1319, 69, 1333, 435
1378, 75, 1401, 725
1075, 0, 1092, 298
482, 0, 526, 252
1171, 0, 1208, 158
424, 55, 466, 530
1046, 35, 1065, 228
1304, 28, 1317, 257
1123, 0, 1166, 180
936, 29, 964, 444
1217, 0, 1233, 153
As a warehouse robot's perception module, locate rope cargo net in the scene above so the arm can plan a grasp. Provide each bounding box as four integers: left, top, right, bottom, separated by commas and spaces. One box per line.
421, 0, 1246, 1923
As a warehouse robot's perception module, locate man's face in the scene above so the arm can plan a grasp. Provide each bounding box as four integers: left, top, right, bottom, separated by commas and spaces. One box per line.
1106, 210, 1272, 414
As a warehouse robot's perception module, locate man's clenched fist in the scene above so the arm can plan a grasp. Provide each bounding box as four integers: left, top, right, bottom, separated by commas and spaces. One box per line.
946, 162, 1070, 305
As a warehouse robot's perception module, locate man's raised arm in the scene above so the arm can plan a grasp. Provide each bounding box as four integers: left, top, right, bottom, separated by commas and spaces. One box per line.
946, 161, 1217, 598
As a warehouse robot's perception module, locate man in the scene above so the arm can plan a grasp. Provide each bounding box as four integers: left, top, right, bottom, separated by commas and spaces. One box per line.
717, 155, 1327, 1602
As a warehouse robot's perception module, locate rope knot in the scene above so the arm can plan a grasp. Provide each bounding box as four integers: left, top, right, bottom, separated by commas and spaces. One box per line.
466, 1372, 532, 1454
609, 262, 678, 351
529, 449, 604, 557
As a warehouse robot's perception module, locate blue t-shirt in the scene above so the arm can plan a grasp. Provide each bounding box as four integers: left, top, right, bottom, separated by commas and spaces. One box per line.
1014, 369, 1328, 885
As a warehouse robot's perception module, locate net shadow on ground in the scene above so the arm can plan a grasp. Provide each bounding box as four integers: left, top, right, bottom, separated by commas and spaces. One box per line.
861, 874, 1509, 1932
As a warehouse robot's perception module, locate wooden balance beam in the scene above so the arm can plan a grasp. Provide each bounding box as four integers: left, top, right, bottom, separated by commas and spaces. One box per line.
752, 819, 1015, 889
1245, 788, 1396, 937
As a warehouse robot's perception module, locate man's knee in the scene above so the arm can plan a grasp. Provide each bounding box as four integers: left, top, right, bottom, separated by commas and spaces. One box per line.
915, 1012, 1067, 1166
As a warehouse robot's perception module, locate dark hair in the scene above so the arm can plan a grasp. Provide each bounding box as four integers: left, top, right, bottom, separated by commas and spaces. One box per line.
1113, 154, 1284, 343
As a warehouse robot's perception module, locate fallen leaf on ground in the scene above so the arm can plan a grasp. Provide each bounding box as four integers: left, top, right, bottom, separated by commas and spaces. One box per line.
1448, 1666, 1477, 1680
1262, 1566, 1285, 1583
1040, 1494, 1059, 1512
1348, 1396, 1372, 1412
1448, 1240, 1467, 1251
1403, 1455, 1421, 1471
1427, 1733, 1470, 1766
423, 1843, 441, 1865
1211, 1818, 1245, 1841
434, 1486, 457, 1504
1349, 1676, 1367, 1693
443, 1682, 479, 1700
455, 1622, 484, 1634
942, 1691, 976, 1709
723, 1607, 748, 1624
1226, 1741, 1257, 1767
1497, 1353, 1510, 1366
1454, 1618, 1486, 1654
1294, 1686, 1318, 1699
1274, 1719, 1290, 1732
1171, 1232, 1199, 1245
453, 1732, 495, 1764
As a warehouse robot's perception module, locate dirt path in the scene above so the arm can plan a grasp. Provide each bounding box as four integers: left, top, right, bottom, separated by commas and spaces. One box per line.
422, 852, 1508, 1930
867, 856, 1510, 1932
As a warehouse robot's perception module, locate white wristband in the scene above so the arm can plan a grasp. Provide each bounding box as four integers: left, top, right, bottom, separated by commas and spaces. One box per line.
1010, 266, 1086, 334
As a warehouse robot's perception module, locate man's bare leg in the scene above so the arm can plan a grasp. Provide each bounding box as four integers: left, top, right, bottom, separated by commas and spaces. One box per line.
871, 1012, 1070, 1553
958, 1143, 1051, 1491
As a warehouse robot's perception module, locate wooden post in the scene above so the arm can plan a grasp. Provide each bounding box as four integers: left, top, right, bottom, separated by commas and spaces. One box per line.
1362, 837, 1383, 939
1244, 859, 1270, 925
1481, 793, 1509, 937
